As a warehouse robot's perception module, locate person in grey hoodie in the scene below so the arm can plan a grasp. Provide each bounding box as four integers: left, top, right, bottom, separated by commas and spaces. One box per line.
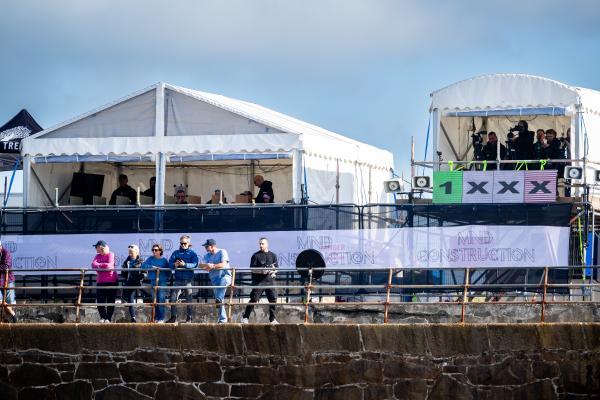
167, 235, 198, 323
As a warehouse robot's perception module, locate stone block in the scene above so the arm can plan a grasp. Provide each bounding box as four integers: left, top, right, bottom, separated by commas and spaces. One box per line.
537, 323, 586, 350
467, 358, 532, 386
53, 380, 93, 400
230, 384, 263, 398
277, 364, 331, 387
512, 379, 558, 400
74, 362, 120, 380
262, 385, 313, 400
199, 382, 229, 397
426, 324, 489, 357
129, 349, 182, 363
559, 357, 600, 394
582, 323, 600, 351
0, 352, 21, 365
428, 375, 475, 400
242, 324, 303, 355
393, 379, 429, 400
11, 325, 79, 354
314, 386, 363, 400
119, 362, 175, 382
360, 325, 429, 355
136, 383, 157, 398
383, 357, 440, 380
177, 324, 245, 355
0, 381, 17, 400
176, 361, 222, 382
0, 326, 14, 352
9, 363, 61, 387
95, 385, 151, 400
77, 325, 177, 352
16, 387, 52, 400
363, 384, 394, 400
224, 366, 279, 385
329, 359, 383, 385
155, 382, 207, 400
488, 324, 541, 352
300, 324, 362, 353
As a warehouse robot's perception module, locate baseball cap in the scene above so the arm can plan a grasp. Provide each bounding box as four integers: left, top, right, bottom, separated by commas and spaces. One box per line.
202, 239, 216, 247
93, 240, 107, 248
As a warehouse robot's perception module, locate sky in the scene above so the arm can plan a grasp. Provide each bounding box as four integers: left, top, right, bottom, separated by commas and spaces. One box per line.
1, 0, 600, 185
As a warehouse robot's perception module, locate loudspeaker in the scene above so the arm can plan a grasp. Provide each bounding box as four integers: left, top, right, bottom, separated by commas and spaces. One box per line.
564, 166, 583, 180
413, 176, 431, 189
383, 179, 403, 193
70, 173, 105, 205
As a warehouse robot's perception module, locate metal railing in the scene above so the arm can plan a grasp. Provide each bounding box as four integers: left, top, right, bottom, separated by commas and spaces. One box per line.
2, 265, 599, 324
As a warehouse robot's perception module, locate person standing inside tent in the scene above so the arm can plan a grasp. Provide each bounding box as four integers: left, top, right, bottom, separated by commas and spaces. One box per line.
253, 175, 274, 203
109, 174, 137, 205
142, 176, 156, 202
91, 240, 118, 323
0, 240, 17, 323
199, 239, 231, 323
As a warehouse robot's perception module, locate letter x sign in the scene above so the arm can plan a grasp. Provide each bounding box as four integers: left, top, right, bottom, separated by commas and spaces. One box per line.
462, 171, 492, 203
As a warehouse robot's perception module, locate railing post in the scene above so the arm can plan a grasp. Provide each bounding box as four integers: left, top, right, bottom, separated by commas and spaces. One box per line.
1, 269, 8, 323
304, 270, 313, 324
151, 267, 159, 322
227, 268, 236, 323
540, 266, 549, 323
75, 268, 85, 323
460, 267, 470, 324
383, 267, 393, 323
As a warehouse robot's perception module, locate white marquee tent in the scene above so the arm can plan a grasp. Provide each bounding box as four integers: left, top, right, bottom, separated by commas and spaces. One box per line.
429, 74, 600, 182
21, 83, 393, 207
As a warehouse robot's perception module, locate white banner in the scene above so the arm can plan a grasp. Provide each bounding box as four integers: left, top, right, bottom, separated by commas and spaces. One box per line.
1, 225, 569, 274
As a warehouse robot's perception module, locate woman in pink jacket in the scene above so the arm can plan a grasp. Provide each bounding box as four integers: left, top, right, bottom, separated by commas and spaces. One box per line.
91, 240, 118, 323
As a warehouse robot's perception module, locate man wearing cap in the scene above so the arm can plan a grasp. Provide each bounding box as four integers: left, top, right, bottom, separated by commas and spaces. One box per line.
199, 239, 231, 323
167, 235, 198, 323
0, 240, 17, 323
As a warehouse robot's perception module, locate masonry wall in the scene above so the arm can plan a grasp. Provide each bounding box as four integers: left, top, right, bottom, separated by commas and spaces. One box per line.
1, 323, 599, 399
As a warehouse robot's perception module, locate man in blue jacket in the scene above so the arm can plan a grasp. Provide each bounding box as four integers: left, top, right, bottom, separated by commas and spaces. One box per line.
167, 235, 198, 323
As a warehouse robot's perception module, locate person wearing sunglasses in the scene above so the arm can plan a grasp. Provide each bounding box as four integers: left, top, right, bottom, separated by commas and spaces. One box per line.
141, 244, 170, 323
167, 235, 198, 323
121, 244, 145, 323
91, 240, 118, 323
199, 238, 231, 323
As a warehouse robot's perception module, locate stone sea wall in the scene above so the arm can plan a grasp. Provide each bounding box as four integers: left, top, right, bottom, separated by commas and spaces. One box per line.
0, 323, 599, 399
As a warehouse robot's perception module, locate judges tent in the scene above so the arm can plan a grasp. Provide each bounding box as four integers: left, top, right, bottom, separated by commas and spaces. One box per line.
429, 74, 600, 183
20, 83, 393, 207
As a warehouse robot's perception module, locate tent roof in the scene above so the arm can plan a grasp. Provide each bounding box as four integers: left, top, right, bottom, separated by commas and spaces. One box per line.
22, 82, 393, 169
430, 73, 600, 115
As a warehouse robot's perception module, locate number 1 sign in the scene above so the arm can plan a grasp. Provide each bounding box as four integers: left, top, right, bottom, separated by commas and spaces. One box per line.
432, 171, 463, 203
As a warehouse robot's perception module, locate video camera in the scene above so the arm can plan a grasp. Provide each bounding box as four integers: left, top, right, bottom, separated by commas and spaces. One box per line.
509, 124, 525, 134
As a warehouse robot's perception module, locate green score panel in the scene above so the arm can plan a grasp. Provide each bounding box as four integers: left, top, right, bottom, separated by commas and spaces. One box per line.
432, 171, 463, 204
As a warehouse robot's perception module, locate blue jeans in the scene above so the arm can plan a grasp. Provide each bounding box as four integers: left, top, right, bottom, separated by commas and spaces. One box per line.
170, 280, 194, 319
143, 284, 167, 321
209, 270, 231, 322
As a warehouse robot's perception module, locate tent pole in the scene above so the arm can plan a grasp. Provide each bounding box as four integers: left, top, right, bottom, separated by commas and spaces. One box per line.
431, 108, 440, 171
22, 155, 31, 207
155, 82, 166, 206
292, 150, 303, 204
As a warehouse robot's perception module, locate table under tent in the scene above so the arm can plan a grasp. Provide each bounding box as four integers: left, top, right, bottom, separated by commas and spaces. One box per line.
20, 83, 393, 207
428, 73, 600, 194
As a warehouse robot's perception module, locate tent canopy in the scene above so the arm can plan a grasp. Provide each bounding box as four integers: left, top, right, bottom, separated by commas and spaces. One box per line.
428, 74, 600, 170
0, 109, 42, 170
21, 83, 393, 205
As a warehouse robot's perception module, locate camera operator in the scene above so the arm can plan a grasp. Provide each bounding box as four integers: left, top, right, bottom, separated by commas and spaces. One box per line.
544, 129, 566, 174
509, 120, 535, 165
531, 129, 547, 170
482, 131, 506, 170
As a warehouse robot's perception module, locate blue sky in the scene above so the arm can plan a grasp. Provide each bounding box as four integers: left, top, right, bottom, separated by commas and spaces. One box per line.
1, 0, 600, 179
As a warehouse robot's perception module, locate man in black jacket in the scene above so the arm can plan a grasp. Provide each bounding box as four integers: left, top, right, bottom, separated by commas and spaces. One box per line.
253, 175, 274, 203
109, 174, 137, 205
483, 132, 506, 170
241, 237, 279, 324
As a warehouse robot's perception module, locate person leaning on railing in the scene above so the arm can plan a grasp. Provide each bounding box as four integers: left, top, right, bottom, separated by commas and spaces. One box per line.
167, 235, 199, 323
141, 244, 170, 323
121, 244, 145, 323
199, 238, 231, 323
0, 240, 17, 323
91, 240, 118, 323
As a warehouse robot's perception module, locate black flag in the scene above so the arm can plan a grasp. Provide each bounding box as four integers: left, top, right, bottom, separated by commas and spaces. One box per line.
0, 109, 43, 153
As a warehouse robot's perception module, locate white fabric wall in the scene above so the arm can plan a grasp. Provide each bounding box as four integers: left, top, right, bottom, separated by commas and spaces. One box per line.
41, 90, 156, 139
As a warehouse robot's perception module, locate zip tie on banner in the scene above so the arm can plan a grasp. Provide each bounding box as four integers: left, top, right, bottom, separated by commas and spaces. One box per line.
540, 159, 547, 171
448, 161, 454, 171
516, 160, 528, 171
483, 160, 487, 171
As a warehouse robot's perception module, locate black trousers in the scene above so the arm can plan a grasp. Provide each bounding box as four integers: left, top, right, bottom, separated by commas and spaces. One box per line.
242, 274, 277, 322
96, 282, 117, 321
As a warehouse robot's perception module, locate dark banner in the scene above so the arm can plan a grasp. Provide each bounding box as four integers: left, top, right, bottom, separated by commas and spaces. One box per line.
0, 109, 42, 153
